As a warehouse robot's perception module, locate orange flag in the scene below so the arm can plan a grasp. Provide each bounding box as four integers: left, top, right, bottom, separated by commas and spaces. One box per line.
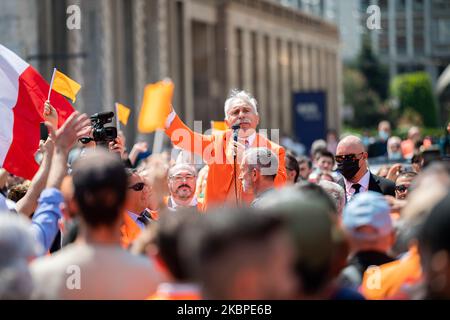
138, 79, 174, 133
211, 121, 228, 132
116, 103, 131, 126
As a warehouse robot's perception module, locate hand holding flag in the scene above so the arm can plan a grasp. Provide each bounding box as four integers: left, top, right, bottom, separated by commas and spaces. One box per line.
43, 100, 58, 129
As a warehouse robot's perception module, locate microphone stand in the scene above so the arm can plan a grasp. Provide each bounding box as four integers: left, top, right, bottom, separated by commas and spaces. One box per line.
232, 124, 240, 206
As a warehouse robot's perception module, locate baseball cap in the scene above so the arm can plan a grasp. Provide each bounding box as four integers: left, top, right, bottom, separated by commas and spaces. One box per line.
343, 191, 393, 240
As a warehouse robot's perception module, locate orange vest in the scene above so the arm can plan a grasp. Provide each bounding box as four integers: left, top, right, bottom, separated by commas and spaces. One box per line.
165, 114, 286, 211
120, 212, 142, 248
360, 245, 422, 300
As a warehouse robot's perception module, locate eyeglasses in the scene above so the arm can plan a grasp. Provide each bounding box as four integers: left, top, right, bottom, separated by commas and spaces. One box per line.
128, 182, 145, 191
170, 175, 196, 182
335, 152, 364, 164
395, 184, 410, 192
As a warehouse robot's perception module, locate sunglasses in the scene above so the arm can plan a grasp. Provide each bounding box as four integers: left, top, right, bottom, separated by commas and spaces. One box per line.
335, 152, 364, 164
395, 184, 410, 192
128, 182, 145, 191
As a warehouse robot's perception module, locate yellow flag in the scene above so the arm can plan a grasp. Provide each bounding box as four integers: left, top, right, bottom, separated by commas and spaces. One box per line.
138, 80, 174, 133
116, 103, 131, 126
211, 121, 228, 132
51, 69, 81, 103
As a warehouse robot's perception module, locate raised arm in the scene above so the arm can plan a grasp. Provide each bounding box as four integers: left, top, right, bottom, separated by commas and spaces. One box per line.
165, 109, 214, 158
30, 112, 91, 255
15, 139, 54, 216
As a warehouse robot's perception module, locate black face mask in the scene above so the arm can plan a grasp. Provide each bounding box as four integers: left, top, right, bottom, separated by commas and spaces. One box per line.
337, 159, 360, 180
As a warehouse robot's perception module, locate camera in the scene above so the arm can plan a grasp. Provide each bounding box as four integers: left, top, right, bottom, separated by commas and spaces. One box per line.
79, 111, 117, 146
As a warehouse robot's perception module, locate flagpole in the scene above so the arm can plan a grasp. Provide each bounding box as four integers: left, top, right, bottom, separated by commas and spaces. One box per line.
152, 130, 164, 155
47, 67, 56, 102
115, 103, 121, 131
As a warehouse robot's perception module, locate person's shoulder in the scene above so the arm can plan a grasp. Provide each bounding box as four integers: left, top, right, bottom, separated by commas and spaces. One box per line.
30, 243, 82, 273
118, 248, 158, 271
256, 134, 284, 153
371, 173, 395, 187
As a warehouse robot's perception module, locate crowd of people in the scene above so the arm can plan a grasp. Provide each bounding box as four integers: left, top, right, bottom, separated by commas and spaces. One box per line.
1, 89, 450, 300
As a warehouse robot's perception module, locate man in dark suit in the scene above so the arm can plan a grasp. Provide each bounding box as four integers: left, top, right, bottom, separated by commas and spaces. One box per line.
335, 135, 395, 202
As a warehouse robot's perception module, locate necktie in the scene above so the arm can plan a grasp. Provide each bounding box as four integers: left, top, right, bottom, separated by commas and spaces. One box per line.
244, 139, 250, 149
352, 183, 361, 195
137, 210, 151, 226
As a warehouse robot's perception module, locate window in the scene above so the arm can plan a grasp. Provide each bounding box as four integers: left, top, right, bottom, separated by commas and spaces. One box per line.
437, 19, 450, 44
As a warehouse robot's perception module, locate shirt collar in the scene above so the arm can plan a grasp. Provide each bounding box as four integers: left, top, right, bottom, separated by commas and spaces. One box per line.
344, 170, 370, 192
238, 132, 256, 147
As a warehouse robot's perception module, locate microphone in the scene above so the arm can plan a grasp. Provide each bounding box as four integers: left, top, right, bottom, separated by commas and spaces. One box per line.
231, 123, 240, 142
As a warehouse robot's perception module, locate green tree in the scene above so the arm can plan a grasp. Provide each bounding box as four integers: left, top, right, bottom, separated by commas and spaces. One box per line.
390, 72, 438, 127
344, 68, 384, 127
356, 36, 389, 100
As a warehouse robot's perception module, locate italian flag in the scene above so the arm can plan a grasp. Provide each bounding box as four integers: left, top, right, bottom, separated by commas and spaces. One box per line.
0, 44, 74, 180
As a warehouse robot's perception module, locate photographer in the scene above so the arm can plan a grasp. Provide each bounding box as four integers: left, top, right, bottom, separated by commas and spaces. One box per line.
78, 111, 135, 167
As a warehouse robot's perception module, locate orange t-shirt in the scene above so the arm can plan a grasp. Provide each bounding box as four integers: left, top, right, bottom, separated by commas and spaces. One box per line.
360, 245, 422, 300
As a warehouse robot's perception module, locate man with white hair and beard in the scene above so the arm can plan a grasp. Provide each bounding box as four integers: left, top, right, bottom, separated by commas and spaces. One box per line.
164, 89, 286, 209
167, 164, 203, 211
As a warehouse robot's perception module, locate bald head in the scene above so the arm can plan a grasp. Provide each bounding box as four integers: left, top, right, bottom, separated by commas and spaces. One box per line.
336, 135, 365, 155
335, 135, 368, 182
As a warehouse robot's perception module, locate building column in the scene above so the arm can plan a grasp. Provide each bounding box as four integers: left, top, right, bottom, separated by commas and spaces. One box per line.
301, 43, 310, 91
280, 39, 291, 134
327, 50, 335, 131
310, 45, 318, 90
424, 0, 431, 56
100, 0, 114, 112
269, 35, 279, 129
406, 0, 414, 58
183, 0, 194, 124
291, 41, 300, 92
388, 0, 397, 78
371, 0, 380, 54
256, 32, 268, 128
66, 0, 85, 112
132, 0, 146, 109
242, 28, 253, 93
335, 50, 343, 134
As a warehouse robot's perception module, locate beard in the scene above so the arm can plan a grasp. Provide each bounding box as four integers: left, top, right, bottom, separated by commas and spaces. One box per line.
175, 184, 193, 200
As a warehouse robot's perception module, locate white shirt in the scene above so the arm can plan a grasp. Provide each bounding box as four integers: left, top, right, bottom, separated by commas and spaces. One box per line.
344, 170, 371, 202
127, 211, 147, 230
167, 196, 198, 211
31, 243, 163, 299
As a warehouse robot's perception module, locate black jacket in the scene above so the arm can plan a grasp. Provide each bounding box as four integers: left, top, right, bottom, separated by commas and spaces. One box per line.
337, 172, 395, 200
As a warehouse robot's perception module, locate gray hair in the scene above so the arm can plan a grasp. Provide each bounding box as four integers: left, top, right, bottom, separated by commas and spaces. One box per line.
0, 212, 39, 299
318, 180, 345, 216
224, 89, 258, 119
168, 163, 197, 178
243, 147, 278, 177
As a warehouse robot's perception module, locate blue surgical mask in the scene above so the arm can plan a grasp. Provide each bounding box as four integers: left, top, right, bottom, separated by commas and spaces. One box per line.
379, 130, 389, 141
389, 152, 402, 160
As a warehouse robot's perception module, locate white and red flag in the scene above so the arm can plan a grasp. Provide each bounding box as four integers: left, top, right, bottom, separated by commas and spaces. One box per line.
0, 44, 74, 179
